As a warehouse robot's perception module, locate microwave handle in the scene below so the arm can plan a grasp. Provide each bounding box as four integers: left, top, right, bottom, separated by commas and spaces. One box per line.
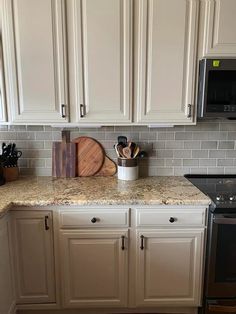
187, 104, 192, 118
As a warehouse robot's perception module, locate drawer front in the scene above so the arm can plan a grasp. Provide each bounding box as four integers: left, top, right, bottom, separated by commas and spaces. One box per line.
59, 209, 129, 228
136, 209, 206, 227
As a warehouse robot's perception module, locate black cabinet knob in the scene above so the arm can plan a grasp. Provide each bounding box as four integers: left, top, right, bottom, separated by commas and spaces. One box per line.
169, 217, 175, 223
91, 217, 97, 223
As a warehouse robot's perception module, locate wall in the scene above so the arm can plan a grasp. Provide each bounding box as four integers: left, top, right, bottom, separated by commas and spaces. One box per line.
1, 120, 236, 176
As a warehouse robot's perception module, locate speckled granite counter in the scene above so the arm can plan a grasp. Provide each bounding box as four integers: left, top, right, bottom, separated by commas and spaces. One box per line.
0, 176, 210, 217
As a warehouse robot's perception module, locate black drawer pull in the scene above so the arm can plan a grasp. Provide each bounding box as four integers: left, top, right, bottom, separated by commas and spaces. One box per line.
140, 235, 145, 250
91, 217, 97, 223
169, 217, 176, 223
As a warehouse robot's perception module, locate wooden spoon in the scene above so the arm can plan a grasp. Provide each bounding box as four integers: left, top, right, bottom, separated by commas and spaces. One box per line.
122, 146, 132, 159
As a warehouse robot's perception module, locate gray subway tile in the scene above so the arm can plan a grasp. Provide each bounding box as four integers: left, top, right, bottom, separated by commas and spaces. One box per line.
199, 159, 216, 167
175, 132, 193, 140
192, 150, 208, 158
165, 141, 184, 149
208, 168, 225, 174
157, 132, 174, 140
217, 159, 234, 167
201, 141, 217, 149
173, 150, 191, 158
190, 168, 207, 174
218, 141, 235, 149
183, 159, 199, 167
220, 122, 236, 131
209, 150, 226, 158
165, 159, 182, 167
174, 167, 190, 176
224, 168, 236, 174
157, 150, 174, 158
184, 141, 201, 149
156, 168, 174, 176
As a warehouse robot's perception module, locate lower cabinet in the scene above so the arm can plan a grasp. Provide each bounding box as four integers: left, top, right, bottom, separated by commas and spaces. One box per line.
0, 214, 15, 314
136, 229, 204, 307
60, 230, 128, 308
10, 211, 56, 304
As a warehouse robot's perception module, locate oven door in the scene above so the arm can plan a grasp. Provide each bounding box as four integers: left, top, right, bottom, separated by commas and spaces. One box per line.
206, 213, 236, 298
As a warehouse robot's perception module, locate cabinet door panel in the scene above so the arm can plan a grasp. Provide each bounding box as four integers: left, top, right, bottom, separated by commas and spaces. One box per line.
136, 229, 204, 306
135, 0, 198, 124
11, 211, 55, 304
0, 215, 15, 314
60, 230, 128, 307
2, 0, 68, 123
68, 0, 132, 123
202, 0, 236, 56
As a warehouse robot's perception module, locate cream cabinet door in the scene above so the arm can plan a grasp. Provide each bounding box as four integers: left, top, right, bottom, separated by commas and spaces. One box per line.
136, 229, 204, 306
135, 0, 199, 124
68, 0, 132, 123
201, 0, 236, 57
0, 40, 7, 122
0, 215, 15, 314
1, 0, 68, 123
60, 230, 128, 308
11, 211, 55, 304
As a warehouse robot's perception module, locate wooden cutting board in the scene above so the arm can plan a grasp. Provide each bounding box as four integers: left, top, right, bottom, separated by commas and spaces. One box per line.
52, 131, 76, 177
95, 155, 117, 176
73, 137, 105, 176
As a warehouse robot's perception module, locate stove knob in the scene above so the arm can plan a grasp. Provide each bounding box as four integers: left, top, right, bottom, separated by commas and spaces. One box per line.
216, 195, 224, 202
229, 195, 236, 202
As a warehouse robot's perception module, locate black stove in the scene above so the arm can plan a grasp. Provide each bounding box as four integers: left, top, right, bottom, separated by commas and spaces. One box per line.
185, 175, 236, 314
185, 174, 236, 212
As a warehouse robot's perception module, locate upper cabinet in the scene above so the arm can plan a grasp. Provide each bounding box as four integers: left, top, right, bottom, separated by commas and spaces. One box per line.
135, 0, 199, 124
1, 0, 68, 124
0, 38, 7, 122
200, 0, 236, 57
68, 0, 132, 123
5, 0, 236, 125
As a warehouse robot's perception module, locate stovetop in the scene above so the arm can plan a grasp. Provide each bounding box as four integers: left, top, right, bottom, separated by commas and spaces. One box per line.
185, 174, 236, 212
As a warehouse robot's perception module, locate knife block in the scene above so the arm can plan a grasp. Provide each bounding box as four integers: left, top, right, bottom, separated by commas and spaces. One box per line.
3, 167, 19, 182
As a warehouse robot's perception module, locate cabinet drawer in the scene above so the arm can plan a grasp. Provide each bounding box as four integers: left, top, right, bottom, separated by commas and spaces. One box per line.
59, 209, 129, 228
136, 209, 206, 227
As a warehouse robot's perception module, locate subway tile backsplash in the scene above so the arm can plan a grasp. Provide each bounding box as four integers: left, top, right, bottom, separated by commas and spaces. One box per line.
1, 120, 236, 176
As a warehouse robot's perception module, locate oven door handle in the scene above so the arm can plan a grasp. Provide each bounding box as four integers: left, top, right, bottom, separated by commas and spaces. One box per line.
213, 217, 236, 225
209, 304, 236, 313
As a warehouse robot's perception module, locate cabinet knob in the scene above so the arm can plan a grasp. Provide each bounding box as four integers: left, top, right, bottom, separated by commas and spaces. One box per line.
91, 217, 97, 223
169, 217, 176, 223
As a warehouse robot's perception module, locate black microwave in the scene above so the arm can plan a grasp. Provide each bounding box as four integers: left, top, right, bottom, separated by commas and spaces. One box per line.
198, 58, 236, 119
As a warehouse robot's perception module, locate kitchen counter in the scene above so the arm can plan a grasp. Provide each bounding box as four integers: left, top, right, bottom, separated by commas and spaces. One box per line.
0, 176, 210, 217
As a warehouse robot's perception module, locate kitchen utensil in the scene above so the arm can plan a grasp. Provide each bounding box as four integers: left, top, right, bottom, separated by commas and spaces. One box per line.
52, 130, 76, 177
133, 146, 140, 158
122, 146, 132, 159
117, 157, 138, 181
117, 144, 126, 158
95, 155, 117, 176
73, 136, 105, 176
117, 136, 127, 146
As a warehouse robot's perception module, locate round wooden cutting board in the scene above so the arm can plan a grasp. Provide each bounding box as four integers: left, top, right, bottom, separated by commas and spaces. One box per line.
72, 137, 105, 176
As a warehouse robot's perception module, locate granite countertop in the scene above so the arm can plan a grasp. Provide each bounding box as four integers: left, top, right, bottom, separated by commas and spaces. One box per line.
0, 176, 210, 217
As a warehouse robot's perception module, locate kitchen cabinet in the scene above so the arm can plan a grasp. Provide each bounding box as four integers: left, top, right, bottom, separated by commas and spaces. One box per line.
135, 0, 199, 124
135, 208, 206, 307
0, 214, 15, 314
1, 0, 68, 124
68, 0, 132, 123
0, 39, 7, 122
68, 0, 198, 125
60, 230, 128, 308
200, 0, 236, 57
59, 209, 129, 308
10, 210, 56, 304
136, 229, 204, 306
